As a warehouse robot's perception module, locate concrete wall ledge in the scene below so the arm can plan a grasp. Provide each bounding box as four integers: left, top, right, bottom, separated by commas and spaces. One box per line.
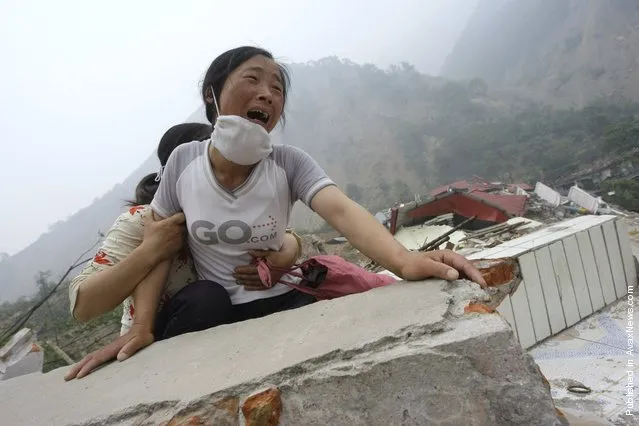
0, 280, 563, 426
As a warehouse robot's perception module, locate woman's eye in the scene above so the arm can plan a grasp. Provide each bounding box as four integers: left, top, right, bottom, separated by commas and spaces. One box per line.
272, 85, 283, 93
246, 75, 258, 81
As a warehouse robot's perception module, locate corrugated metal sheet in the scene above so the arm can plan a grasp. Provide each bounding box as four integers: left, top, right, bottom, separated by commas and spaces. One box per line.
482, 215, 638, 350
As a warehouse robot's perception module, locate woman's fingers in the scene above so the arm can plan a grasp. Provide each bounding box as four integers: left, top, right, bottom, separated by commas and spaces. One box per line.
425, 250, 486, 287
75, 356, 105, 379
234, 265, 258, 275
64, 356, 90, 381
64, 336, 126, 381
118, 334, 154, 362
66, 347, 115, 380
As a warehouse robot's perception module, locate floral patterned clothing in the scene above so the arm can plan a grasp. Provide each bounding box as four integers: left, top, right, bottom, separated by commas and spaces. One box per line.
68, 205, 198, 335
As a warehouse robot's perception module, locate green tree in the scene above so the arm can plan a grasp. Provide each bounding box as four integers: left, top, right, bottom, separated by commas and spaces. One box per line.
601, 179, 639, 212
604, 118, 639, 152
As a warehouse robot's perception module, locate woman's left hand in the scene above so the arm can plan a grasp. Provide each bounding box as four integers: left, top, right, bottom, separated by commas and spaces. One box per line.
233, 233, 300, 290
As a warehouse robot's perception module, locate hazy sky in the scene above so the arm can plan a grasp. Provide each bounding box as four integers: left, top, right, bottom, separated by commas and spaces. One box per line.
0, 0, 477, 255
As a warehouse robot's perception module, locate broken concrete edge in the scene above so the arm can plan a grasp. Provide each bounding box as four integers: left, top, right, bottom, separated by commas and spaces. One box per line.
61, 277, 561, 426
380, 257, 522, 317
466, 257, 522, 312
73, 318, 560, 426
70, 318, 561, 426
1, 276, 565, 425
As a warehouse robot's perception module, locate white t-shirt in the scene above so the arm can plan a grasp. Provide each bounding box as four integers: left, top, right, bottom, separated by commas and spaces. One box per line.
150, 140, 334, 305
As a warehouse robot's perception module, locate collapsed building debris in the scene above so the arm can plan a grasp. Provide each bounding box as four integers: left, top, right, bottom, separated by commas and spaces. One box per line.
0, 328, 43, 381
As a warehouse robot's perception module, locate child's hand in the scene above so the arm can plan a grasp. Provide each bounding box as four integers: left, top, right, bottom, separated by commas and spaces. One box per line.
64, 322, 154, 381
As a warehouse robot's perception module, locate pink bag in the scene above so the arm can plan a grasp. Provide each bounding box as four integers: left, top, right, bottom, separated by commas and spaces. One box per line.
256, 255, 398, 300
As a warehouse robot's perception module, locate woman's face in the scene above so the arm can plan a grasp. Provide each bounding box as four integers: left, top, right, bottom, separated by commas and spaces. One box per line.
215, 55, 284, 133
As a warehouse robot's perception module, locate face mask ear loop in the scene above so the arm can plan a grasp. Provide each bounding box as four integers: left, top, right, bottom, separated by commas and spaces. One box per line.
154, 165, 165, 182
211, 86, 221, 118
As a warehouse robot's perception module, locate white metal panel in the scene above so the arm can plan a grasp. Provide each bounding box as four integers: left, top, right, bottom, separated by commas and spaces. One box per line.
535, 247, 566, 334
467, 247, 504, 260
575, 231, 606, 311
602, 221, 628, 299
562, 235, 594, 318
568, 186, 599, 213
481, 216, 610, 258
534, 182, 561, 207
478, 247, 528, 259
616, 219, 638, 288
568, 215, 616, 231
549, 242, 580, 326
589, 226, 617, 305
497, 295, 518, 343
509, 279, 537, 349
519, 216, 614, 251
501, 226, 574, 251
517, 252, 551, 341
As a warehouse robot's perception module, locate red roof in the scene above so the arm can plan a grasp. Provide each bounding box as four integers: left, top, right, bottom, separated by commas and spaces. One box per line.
405, 191, 527, 226
430, 180, 532, 197
429, 180, 470, 197
408, 193, 508, 224
429, 180, 501, 197
468, 191, 527, 217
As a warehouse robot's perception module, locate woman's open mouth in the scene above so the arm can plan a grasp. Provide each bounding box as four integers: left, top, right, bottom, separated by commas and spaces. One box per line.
246, 109, 270, 127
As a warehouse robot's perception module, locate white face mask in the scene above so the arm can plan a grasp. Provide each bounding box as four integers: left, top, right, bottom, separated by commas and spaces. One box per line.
209, 87, 273, 166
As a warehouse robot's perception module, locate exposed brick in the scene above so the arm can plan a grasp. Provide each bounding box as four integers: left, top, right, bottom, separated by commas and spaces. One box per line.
464, 302, 496, 314
164, 415, 204, 426
471, 258, 519, 287
162, 396, 239, 426
242, 388, 282, 426
212, 396, 239, 419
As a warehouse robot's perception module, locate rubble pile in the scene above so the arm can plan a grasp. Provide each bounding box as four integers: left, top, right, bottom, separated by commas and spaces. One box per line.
298, 178, 639, 269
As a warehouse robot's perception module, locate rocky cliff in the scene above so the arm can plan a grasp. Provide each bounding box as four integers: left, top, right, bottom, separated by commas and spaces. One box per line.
442, 0, 639, 107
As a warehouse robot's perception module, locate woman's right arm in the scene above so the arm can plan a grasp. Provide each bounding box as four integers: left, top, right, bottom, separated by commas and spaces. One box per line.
71, 209, 185, 322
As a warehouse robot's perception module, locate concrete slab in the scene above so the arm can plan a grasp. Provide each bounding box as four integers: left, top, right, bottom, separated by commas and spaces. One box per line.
0, 280, 562, 426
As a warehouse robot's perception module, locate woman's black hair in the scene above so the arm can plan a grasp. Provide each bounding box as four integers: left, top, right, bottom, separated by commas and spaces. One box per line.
201, 46, 291, 124
129, 122, 212, 206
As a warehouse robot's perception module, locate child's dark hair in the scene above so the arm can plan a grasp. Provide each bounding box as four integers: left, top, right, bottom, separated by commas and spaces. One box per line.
201, 46, 290, 124
129, 123, 211, 206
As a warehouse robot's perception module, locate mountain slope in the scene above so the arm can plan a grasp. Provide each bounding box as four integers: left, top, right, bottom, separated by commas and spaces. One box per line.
0, 59, 535, 302
0, 108, 204, 303
442, 0, 639, 107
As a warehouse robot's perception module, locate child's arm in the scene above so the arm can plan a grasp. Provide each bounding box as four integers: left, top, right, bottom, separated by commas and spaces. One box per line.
64, 259, 171, 381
